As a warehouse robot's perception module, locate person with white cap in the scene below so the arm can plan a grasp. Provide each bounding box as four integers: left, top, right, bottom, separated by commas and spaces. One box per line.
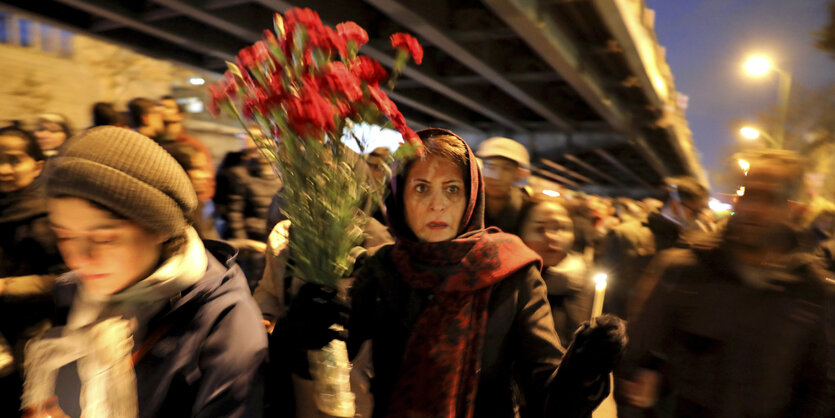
476, 136, 531, 235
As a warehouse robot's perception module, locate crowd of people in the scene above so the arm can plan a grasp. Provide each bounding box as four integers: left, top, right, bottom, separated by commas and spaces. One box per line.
0, 96, 832, 417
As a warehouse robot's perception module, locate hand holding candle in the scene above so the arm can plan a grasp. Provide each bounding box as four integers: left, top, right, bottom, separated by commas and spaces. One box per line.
590, 273, 608, 326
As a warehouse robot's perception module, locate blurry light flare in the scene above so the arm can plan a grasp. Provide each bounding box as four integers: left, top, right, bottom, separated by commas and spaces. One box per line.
736, 186, 746, 197
708, 198, 732, 212
542, 189, 560, 197
744, 56, 771, 77
188, 76, 205, 86
738, 159, 750, 176
593, 273, 608, 290
740, 127, 760, 140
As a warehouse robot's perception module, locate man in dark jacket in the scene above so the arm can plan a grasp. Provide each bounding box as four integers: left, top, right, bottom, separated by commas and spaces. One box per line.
616, 150, 832, 417
476, 136, 531, 235
597, 176, 708, 319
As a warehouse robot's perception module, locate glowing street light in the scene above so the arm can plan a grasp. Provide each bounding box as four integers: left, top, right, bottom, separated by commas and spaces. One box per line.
744, 56, 772, 77
740, 126, 760, 140
739, 126, 779, 148
741, 54, 791, 148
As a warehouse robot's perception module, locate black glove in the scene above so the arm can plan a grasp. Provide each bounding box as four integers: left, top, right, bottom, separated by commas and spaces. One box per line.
560, 314, 628, 382
285, 283, 349, 350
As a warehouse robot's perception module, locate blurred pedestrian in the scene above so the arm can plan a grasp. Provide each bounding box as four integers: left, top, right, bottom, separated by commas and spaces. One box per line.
159, 96, 215, 201
476, 136, 531, 235
165, 143, 221, 241
127, 97, 164, 142
617, 150, 831, 417
33, 113, 72, 158
0, 127, 65, 415
517, 194, 593, 346
22, 126, 266, 417
597, 176, 708, 318
91, 102, 126, 128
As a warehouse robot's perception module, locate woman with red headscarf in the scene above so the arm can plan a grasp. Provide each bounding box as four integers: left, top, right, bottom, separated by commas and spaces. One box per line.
288, 129, 625, 418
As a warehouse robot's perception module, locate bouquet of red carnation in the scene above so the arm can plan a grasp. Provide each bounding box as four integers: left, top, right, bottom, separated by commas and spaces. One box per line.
209, 8, 423, 416
209, 8, 423, 287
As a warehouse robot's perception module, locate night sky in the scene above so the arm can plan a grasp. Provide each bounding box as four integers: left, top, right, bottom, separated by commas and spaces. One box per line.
646, 0, 833, 187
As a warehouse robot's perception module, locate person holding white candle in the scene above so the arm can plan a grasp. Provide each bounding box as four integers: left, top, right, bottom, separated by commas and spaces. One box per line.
517, 194, 597, 345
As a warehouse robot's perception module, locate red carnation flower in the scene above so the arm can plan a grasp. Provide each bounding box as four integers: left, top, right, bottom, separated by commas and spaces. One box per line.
252, 41, 271, 65
350, 56, 388, 86
285, 86, 336, 138
322, 62, 363, 102
367, 85, 402, 123
284, 8, 324, 37
237, 46, 255, 69
390, 33, 423, 65
324, 26, 347, 57
336, 22, 368, 47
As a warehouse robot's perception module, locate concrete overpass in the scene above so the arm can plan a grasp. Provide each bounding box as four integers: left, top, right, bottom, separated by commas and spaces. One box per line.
1, 0, 707, 196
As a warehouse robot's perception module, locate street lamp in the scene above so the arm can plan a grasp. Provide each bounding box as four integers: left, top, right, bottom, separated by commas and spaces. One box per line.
739, 126, 779, 148
744, 56, 771, 77
742, 55, 791, 148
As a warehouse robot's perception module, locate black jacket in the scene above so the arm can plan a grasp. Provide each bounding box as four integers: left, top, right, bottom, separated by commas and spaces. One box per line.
621, 236, 832, 417
217, 163, 281, 242
350, 247, 607, 418
598, 212, 684, 318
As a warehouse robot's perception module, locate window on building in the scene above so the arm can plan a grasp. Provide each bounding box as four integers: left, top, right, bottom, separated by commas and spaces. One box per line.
18, 18, 31, 46
41, 23, 57, 52
59, 30, 73, 57
0, 12, 9, 44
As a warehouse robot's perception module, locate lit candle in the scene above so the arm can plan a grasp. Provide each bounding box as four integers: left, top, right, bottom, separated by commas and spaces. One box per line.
590, 273, 608, 326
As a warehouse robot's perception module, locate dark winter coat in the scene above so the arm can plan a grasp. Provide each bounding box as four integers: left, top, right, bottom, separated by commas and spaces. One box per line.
621, 235, 832, 417
0, 180, 64, 279
484, 186, 530, 236
350, 247, 607, 418
597, 211, 684, 318
0, 180, 65, 415
52, 241, 268, 418
222, 164, 281, 242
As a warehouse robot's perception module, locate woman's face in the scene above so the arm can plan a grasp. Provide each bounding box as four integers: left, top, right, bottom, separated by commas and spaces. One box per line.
404, 155, 467, 242
520, 202, 574, 267
0, 135, 43, 193
49, 197, 166, 297
35, 122, 67, 151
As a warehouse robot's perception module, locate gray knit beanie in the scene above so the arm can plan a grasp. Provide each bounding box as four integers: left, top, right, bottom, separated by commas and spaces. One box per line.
46, 126, 198, 235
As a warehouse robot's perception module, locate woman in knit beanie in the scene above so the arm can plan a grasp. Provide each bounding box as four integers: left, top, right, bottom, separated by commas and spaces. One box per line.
22, 126, 267, 418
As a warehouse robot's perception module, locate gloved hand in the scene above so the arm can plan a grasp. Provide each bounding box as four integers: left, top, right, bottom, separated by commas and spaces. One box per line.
285, 283, 349, 350
559, 314, 628, 383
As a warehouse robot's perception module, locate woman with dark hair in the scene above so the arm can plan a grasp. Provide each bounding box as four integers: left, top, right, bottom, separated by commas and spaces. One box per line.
516, 194, 593, 347
0, 126, 64, 415
91, 102, 126, 128
290, 128, 626, 417
22, 127, 266, 417
34, 113, 73, 158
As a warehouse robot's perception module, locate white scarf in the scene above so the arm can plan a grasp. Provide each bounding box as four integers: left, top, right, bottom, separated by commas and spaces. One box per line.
22, 227, 208, 418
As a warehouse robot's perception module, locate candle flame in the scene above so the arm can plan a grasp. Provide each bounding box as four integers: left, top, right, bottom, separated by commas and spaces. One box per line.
594, 273, 608, 290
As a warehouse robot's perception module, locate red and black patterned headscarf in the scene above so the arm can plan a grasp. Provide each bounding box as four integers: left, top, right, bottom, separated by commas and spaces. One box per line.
384, 128, 541, 418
